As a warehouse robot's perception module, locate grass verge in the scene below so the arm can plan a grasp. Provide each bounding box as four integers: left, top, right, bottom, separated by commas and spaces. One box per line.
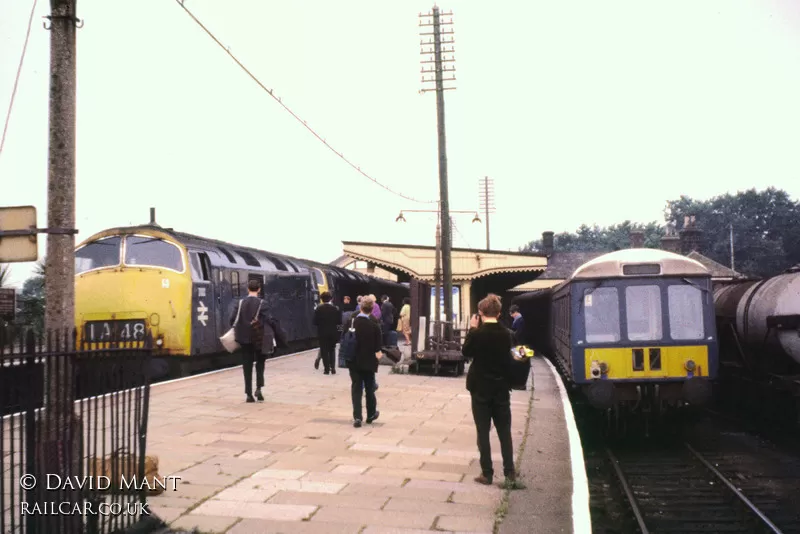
493, 386, 535, 533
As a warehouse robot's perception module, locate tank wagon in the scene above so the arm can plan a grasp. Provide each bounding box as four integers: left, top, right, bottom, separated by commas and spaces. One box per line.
713, 263, 800, 420
514, 248, 718, 418
74, 221, 408, 376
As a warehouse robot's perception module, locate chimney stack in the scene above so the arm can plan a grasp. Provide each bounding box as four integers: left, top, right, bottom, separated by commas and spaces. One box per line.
150, 207, 156, 225
542, 231, 554, 256
659, 222, 681, 253
629, 230, 645, 249
679, 214, 703, 255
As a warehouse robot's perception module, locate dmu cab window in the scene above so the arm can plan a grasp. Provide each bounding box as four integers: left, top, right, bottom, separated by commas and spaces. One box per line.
625, 285, 663, 341
668, 285, 705, 340
124, 236, 184, 272
75, 236, 121, 274
583, 287, 620, 343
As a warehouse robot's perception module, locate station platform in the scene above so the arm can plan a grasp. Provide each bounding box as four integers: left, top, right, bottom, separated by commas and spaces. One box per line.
145, 349, 589, 533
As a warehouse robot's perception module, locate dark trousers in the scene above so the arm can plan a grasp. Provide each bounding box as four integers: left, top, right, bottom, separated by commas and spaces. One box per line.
241, 344, 266, 395
319, 338, 337, 372
349, 367, 377, 421
471, 389, 515, 478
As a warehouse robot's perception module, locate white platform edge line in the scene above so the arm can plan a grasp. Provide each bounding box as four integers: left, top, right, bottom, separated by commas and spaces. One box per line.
542, 357, 593, 534
1, 348, 317, 422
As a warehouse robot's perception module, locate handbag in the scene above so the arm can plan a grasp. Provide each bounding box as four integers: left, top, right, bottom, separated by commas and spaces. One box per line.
220, 300, 243, 353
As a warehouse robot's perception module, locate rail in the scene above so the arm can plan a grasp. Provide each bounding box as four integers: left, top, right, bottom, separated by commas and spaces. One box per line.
685, 443, 783, 534
607, 443, 785, 534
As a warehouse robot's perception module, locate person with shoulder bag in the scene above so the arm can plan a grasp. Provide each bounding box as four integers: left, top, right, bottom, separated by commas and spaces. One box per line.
348, 295, 383, 428
229, 279, 272, 403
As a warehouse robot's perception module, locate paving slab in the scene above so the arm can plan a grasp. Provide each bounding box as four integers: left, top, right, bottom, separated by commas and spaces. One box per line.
145, 348, 543, 532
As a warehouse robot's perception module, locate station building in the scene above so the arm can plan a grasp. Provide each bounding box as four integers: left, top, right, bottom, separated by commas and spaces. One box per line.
334, 216, 742, 334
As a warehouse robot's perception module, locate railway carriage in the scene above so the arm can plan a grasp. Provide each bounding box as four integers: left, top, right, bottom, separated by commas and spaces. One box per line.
515, 248, 718, 414
74, 222, 407, 375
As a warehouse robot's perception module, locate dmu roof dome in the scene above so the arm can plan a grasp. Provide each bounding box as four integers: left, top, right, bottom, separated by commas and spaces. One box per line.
570, 248, 709, 280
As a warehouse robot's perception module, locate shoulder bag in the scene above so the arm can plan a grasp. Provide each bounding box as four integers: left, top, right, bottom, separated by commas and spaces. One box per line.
220, 299, 244, 353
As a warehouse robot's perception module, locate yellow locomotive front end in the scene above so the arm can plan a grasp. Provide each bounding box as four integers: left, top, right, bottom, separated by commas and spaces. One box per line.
75, 228, 193, 355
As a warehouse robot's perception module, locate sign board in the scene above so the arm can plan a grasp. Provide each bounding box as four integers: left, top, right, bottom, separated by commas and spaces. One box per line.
0, 205, 38, 262
0, 288, 15, 321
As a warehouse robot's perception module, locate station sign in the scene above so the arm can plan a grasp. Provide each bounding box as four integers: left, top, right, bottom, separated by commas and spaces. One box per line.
0, 288, 15, 321
0, 206, 38, 262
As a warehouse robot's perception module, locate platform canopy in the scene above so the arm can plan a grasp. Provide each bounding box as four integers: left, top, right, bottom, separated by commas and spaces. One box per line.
336, 241, 547, 283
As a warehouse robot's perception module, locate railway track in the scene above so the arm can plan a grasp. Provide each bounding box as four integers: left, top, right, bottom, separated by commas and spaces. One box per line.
606, 441, 800, 534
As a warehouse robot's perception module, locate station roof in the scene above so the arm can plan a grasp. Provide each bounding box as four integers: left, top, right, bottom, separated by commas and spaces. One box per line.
337, 241, 547, 282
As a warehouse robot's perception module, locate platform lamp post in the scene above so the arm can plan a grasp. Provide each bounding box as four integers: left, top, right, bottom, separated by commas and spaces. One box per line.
395, 206, 481, 347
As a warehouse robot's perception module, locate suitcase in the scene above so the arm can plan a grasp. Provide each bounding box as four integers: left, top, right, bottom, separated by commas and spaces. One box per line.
380, 346, 402, 364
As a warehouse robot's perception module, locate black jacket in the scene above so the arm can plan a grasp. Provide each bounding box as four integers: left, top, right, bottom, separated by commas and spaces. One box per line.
380, 300, 395, 328
462, 322, 514, 395
313, 303, 341, 341
351, 314, 382, 373
511, 315, 526, 345
230, 296, 276, 354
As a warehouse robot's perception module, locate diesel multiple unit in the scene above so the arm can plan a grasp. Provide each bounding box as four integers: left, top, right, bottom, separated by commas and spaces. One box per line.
515, 248, 718, 413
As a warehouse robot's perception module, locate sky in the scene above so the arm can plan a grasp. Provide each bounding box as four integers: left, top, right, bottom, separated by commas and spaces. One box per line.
1, 0, 800, 288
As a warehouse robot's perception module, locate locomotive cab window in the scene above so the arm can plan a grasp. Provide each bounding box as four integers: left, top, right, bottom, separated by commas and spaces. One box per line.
583, 287, 620, 343
124, 236, 183, 272
188, 251, 211, 281
75, 236, 122, 274
625, 285, 663, 341
668, 284, 705, 340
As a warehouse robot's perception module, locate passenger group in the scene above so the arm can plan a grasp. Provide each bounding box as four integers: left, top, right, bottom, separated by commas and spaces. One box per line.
227, 281, 522, 487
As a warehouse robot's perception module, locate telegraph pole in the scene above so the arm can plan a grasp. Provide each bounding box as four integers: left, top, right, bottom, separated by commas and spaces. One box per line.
729, 223, 735, 271
40, 2, 81, 532
44, 0, 78, 410
478, 176, 495, 251
420, 6, 456, 341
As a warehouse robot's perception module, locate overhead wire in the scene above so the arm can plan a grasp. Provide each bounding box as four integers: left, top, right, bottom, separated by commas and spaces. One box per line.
451, 218, 474, 250
174, 0, 436, 205
0, 0, 38, 159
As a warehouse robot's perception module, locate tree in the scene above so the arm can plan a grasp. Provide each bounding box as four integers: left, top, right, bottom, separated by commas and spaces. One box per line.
666, 188, 800, 277
519, 220, 664, 253
16, 260, 46, 334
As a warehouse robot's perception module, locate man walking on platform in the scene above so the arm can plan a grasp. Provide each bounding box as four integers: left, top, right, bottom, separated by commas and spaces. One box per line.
462, 294, 516, 486
348, 295, 382, 427
230, 279, 274, 403
313, 292, 341, 374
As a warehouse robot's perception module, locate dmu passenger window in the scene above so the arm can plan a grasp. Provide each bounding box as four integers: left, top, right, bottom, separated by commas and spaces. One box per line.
625, 285, 663, 341
668, 285, 705, 340
124, 236, 183, 272
75, 236, 121, 274
583, 287, 620, 343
